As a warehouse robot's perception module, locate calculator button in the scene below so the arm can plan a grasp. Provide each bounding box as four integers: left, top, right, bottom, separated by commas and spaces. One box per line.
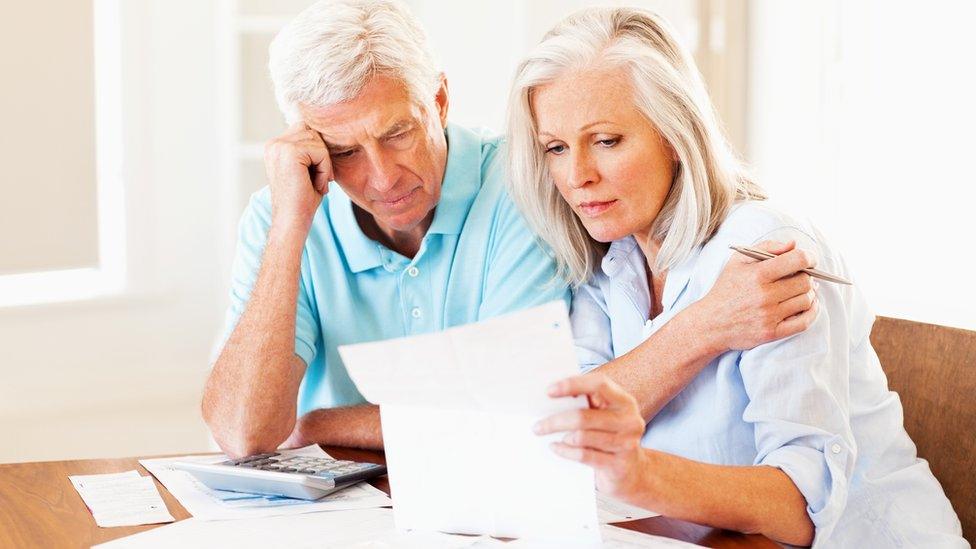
279, 467, 297, 473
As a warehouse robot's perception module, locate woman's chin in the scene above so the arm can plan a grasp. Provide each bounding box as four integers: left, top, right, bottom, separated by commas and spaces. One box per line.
583, 223, 631, 244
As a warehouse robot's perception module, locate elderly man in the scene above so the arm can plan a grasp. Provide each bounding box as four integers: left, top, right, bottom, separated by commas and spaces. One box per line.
202, 0, 817, 458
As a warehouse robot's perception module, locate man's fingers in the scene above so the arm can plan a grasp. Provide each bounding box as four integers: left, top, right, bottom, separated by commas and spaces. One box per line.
759, 247, 817, 282
775, 298, 820, 339
311, 171, 331, 195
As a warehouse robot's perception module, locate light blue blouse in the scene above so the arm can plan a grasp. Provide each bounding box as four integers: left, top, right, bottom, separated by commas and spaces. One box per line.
571, 201, 966, 547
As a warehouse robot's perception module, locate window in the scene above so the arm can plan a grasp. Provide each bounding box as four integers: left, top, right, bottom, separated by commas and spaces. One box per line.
0, 0, 125, 306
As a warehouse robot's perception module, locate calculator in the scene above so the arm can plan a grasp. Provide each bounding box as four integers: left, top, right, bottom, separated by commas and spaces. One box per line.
173, 453, 387, 500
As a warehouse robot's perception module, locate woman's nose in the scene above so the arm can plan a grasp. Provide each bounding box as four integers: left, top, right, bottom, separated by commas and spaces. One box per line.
566, 151, 598, 189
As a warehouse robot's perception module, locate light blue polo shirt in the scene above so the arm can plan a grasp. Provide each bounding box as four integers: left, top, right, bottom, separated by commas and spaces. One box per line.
221, 123, 569, 415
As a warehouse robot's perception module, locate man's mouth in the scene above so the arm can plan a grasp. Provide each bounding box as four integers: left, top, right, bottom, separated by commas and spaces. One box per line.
375, 187, 419, 207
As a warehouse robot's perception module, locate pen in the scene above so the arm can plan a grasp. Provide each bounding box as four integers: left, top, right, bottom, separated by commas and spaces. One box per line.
729, 245, 853, 285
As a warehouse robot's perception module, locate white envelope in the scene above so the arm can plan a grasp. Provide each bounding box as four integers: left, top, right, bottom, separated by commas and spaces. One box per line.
340, 301, 599, 544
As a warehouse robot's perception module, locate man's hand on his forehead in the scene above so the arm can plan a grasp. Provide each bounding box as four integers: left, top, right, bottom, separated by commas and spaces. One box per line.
263, 123, 334, 229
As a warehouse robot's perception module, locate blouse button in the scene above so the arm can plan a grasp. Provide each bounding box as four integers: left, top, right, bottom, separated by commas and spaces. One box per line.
830, 443, 842, 455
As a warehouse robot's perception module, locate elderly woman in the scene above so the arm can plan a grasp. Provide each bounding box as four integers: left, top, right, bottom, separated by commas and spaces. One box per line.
513, 7, 966, 548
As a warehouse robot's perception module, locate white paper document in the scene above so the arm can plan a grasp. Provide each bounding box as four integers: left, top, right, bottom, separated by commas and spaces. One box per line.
94, 507, 489, 549
69, 470, 175, 528
492, 524, 704, 548
139, 445, 391, 520
596, 492, 660, 524
597, 525, 704, 548
339, 301, 600, 544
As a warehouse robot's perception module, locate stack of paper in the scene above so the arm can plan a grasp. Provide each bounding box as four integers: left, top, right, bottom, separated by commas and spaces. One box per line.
69, 471, 174, 528
95, 508, 702, 548
339, 301, 600, 544
139, 445, 390, 520
93, 508, 488, 549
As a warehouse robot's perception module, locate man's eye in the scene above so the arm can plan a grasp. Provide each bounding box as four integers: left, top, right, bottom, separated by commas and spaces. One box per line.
331, 149, 356, 159
545, 144, 567, 155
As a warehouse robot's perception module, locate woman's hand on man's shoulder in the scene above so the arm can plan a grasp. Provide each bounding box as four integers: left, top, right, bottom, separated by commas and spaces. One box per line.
699, 239, 820, 352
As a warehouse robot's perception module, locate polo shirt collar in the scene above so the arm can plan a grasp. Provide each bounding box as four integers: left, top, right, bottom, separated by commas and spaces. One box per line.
427, 122, 482, 235
328, 185, 384, 273
328, 122, 483, 272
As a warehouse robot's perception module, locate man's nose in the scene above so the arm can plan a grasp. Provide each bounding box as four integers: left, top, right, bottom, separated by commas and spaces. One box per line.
367, 152, 399, 192
566, 150, 598, 189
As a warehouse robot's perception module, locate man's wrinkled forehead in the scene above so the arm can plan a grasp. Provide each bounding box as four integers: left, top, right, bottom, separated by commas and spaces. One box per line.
297, 78, 427, 148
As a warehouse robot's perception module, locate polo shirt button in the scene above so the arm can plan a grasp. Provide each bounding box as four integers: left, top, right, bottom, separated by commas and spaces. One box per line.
411, 307, 422, 319
407, 266, 419, 277
830, 443, 842, 455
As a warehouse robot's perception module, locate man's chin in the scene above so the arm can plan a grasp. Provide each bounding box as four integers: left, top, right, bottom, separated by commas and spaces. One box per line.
374, 208, 434, 234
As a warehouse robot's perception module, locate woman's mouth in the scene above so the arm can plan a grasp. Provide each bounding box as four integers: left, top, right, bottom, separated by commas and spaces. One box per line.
578, 200, 617, 217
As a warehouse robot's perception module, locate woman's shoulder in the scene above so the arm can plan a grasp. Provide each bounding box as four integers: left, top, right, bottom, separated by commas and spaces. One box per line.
713, 201, 818, 248
686, 200, 842, 295
700, 201, 824, 261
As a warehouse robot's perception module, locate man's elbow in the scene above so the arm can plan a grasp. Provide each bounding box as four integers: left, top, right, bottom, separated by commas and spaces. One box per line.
201, 401, 290, 459
210, 424, 289, 459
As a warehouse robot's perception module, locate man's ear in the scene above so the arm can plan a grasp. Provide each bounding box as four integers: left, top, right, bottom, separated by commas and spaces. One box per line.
434, 73, 449, 129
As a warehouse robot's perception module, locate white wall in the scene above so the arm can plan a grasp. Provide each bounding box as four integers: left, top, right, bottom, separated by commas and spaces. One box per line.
0, 1, 224, 462
749, 0, 976, 330
409, 0, 700, 135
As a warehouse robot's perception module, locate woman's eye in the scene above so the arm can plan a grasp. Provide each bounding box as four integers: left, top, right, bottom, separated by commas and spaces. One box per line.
597, 138, 619, 147
545, 144, 567, 155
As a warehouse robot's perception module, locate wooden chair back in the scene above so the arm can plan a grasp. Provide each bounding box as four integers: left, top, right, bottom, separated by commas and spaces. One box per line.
870, 316, 976, 542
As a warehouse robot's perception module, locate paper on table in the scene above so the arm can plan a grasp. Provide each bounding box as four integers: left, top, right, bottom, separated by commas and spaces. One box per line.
139, 445, 391, 520
496, 524, 704, 548
69, 470, 175, 528
598, 524, 704, 548
339, 301, 600, 544
94, 507, 490, 549
596, 492, 660, 524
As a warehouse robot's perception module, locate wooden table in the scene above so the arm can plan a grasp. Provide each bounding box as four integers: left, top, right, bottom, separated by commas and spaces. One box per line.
0, 447, 778, 548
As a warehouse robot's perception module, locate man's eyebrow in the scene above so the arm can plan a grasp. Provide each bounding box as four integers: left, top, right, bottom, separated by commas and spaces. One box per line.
381, 120, 412, 137
324, 140, 356, 153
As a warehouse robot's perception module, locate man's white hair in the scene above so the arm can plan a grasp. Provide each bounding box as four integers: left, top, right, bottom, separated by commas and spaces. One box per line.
507, 7, 766, 287
269, 0, 441, 123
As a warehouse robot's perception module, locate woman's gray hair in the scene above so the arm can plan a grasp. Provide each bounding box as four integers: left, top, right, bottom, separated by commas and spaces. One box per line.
269, 0, 441, 123
507, 7, 766, 287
